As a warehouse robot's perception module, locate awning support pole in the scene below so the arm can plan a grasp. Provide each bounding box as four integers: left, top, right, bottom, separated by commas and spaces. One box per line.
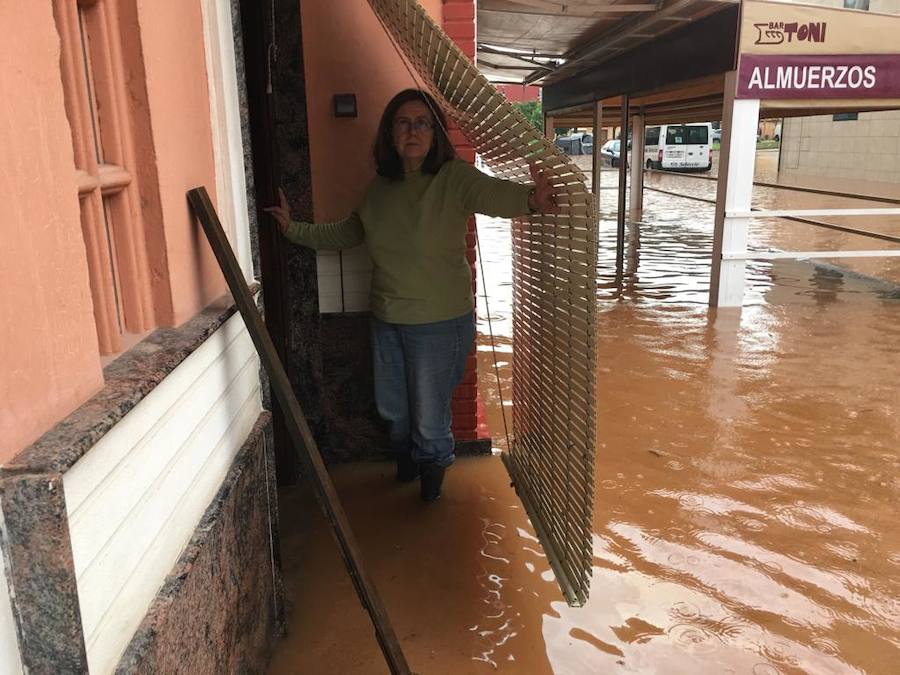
592, 100, 603, 216
616, 95, 630, 272
629, 112, 644, 217
543, 114, 555, 140
710, 71, 759, 308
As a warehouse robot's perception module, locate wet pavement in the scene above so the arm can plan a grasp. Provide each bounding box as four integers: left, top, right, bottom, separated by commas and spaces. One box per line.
269, 153, 899, 674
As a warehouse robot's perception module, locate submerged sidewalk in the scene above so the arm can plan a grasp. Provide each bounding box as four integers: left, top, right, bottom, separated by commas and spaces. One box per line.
269, 166, 900, 675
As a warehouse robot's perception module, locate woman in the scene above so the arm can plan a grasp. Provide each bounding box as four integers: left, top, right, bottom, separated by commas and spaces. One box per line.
266, 88, 557, 502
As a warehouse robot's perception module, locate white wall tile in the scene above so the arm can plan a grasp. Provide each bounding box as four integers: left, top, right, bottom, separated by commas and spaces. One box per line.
342, 270, 372, 296
316, 251, 341, 276
316, 248, 373, 314
318, 293, 343, 314
316, 273, 342, 298
343, 291, 371, 313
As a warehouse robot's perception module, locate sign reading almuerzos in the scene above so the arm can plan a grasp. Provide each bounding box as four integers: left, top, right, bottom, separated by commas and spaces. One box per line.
737, 54, 900, 99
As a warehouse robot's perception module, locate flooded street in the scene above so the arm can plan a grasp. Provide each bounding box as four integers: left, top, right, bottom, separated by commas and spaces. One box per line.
635, 151, 900, 287
269, 153, 899, 674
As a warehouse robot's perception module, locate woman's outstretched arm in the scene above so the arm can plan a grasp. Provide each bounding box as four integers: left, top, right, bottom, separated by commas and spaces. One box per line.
265, 188, 364, 250
452, 160, 559, 218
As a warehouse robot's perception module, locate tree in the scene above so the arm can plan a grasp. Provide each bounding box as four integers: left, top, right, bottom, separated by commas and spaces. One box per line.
513, 100, 542, 131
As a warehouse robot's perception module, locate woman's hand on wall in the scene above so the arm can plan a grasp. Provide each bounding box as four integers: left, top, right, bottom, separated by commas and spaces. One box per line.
528, 164, 559, 214
263, 188, 291, 235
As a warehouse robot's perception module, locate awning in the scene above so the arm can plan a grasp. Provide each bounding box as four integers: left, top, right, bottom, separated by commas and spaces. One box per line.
505, 0, 900, 127
478, 0, 733, 86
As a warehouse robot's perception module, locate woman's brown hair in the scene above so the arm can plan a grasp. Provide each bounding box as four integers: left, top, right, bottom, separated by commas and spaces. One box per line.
373, 89, 456, 180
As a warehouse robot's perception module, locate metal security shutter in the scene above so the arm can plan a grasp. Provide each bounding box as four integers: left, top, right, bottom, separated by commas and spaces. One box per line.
368, 0, 597, 606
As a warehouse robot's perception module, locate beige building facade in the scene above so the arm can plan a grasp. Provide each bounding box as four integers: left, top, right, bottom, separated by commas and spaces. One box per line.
780, 0, 900, 185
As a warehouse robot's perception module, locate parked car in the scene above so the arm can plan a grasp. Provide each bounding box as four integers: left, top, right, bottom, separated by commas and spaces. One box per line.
554, 135, 574, 154
644, 123, 712, 171
599, 139, 628, 167
554, 132, 592, 156
711, 127, 722, 143
580, 132, 593, 155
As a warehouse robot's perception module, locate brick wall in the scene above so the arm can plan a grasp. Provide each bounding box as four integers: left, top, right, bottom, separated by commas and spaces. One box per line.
443, 0, 487, 445
497, 83, 541, 103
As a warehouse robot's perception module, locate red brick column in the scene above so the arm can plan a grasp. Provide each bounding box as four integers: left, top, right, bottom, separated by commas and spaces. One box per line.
496, 83, 541, 103
443, 0, 489, 446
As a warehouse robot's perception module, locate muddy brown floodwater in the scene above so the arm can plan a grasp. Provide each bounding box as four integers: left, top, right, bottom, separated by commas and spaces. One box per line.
269, 152, 899, 675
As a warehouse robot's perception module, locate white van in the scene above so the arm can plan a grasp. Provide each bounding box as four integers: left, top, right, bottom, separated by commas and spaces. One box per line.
644, 123, 712, 171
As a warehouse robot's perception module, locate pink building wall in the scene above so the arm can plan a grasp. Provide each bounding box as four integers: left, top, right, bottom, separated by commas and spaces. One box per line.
136, 1, 222, 326
2, 0, 487, 461
0, 1, 104, 462
299, 0, 444, 222
497, 83, 541, 103
1, 1, 227, 460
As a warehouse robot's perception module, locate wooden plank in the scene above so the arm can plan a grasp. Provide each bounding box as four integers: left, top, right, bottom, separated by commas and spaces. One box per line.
187, 188, 411, 675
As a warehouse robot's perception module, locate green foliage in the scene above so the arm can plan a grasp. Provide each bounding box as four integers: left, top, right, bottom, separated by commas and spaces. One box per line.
513, 100, 543, 131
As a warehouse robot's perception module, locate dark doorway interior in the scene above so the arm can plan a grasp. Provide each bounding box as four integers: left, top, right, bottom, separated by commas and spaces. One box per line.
239, 0, 311, 484
238, 0, 391, 480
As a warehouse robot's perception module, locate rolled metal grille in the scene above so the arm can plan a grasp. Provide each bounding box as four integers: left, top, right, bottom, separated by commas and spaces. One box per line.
368, 0, 597, 606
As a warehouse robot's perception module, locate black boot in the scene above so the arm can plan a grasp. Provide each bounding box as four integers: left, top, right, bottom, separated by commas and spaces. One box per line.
420, 463, 445, 502
396, 451, 420, 482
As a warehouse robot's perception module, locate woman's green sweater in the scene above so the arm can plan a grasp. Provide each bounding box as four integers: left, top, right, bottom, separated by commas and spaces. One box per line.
285, 159, 531, 324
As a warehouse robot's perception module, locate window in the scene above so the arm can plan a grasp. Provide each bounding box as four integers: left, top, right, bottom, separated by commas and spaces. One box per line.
843, 0, 869, 10
665, 125, 709, 145
53, 0, 154, 355
645, 126, 661, 145
833, 112, 859, 122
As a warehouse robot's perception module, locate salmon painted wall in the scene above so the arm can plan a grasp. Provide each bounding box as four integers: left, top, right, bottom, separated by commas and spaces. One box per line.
136, 0, 221, 326
0, 2, 103, 462
299, 0, 444, 221
2, 1, 229, 460
497, 84, 541, 103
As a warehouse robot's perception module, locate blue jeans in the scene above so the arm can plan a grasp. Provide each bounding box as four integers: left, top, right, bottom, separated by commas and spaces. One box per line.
371, 312, 476, 468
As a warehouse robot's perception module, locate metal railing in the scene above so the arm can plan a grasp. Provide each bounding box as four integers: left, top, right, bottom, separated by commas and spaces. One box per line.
640, 169, 900, 258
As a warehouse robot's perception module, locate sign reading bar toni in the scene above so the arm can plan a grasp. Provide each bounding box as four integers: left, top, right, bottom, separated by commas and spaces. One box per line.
737, 0, 900, 104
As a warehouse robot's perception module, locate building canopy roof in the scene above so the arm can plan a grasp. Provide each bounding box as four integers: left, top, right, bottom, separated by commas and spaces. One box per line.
477, 0, 900, 126
477, 0, 734, 86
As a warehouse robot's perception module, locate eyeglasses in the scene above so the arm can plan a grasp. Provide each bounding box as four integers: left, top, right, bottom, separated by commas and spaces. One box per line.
393, 118, 434, 133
